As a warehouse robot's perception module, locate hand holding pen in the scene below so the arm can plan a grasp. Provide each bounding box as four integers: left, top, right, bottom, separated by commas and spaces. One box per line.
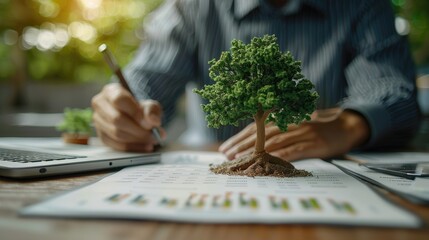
91, 44, 165, 152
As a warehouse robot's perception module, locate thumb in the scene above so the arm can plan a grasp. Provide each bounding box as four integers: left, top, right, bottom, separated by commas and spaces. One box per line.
139, 100, 163, 129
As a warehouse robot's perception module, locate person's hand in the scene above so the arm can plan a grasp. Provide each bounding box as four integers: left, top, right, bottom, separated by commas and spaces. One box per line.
91, 83, 166, 152
219, 109, 370, 161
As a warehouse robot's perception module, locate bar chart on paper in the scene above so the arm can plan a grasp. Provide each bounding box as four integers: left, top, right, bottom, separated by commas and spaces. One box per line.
101, 192, 356, 214
21, 152, 421, 227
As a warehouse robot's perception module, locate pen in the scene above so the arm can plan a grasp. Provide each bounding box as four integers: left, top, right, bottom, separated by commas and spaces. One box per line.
98, 43, 163, 147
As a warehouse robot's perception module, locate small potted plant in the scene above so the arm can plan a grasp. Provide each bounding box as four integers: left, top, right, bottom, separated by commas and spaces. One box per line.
57, 108, 93, 145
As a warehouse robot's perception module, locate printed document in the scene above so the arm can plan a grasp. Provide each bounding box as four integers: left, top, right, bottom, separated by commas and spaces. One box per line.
21, 151, 421, 227
333, 160, 429, 204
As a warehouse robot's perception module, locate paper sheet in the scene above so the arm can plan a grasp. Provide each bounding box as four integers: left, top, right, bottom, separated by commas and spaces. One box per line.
347, 152, 429, 164
21, 151, 421, 227
332, 160, 429, 204
412, 178, 429, 192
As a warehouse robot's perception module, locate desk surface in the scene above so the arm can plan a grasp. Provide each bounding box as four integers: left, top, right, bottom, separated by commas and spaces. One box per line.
1, 144, 429, 240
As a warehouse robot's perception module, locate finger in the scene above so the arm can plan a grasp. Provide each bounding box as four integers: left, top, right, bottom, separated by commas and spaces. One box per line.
98, 131, 154, 152
270, 141, 316, 162
93, 97, 152, 141
223, 122, 299, 160
223, 133, 257, 160
265, 124, 282, 139
219, 121, 301, 156
157, 127, 168, 140
93, 111, 154, 144
103, 83, 144, 121
219, 122, 256, 153
93, 84, 144, 128
283, 123, 300, 131
234, 148, 254, 160
311, 108, 342, 122
140, 100, 163, 129
265, 123, 316, 153
94, 125, 103, 140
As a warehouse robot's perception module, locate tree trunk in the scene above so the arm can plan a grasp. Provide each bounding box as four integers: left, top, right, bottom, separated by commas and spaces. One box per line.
253, 107, 270, 154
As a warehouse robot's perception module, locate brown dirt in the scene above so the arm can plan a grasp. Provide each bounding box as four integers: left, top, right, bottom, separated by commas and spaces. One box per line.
210, 151, 312, 177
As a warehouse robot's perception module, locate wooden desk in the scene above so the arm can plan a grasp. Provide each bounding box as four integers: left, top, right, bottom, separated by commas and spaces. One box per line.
1, 145, 429, 240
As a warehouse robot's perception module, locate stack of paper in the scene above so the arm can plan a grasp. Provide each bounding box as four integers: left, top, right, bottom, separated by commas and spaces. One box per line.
334, 152, 429, 204
347, 152, 429, 164
21, 151, 421, 227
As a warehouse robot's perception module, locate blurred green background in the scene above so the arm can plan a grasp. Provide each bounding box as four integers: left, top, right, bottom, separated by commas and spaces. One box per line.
391, 0, 429, 69
0, 0, 428, 109
0, 0, 428, 82
0, 0, 427, 141
0, 0, 163, 84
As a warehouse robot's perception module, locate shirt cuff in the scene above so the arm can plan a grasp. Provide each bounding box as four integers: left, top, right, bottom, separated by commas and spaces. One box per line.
340, 102, 392, 149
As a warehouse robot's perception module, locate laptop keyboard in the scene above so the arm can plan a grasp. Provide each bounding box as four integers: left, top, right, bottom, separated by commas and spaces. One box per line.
0, 148, 86, 163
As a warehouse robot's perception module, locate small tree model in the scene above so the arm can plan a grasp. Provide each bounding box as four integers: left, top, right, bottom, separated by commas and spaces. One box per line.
57, 108, 93, 145
194, 35, 318, 177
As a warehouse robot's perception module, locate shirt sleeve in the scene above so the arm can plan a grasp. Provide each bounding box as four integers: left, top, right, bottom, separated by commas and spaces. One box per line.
341, 0, 421, 149
123, 0, 198, 125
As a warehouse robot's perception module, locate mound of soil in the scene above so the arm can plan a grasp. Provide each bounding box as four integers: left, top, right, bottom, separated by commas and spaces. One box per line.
210, 151, 312, 178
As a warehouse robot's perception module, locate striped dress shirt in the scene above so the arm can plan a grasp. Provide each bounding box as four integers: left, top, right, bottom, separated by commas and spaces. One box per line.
124, 0, 420, 149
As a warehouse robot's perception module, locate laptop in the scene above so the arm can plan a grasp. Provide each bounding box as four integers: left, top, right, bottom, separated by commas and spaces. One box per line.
0, 138, 160, 178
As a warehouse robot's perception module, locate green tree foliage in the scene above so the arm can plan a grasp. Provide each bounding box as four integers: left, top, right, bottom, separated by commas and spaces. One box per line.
195, 35, 318, 152
195, 35, 318, 131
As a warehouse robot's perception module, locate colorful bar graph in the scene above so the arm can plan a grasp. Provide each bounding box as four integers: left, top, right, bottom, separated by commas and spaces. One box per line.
185, 193, 196, 207
328, 199, 356, 214
239, 193, 258, 209
309, 198, 321, 210
185, 193, 207, 208
269, 195, 290, 211
160, 197, 177, 207
103, 191, 362, 217
212, 195, 221, 207
211, 192, 232, 209
223, 192, 232, 208
130, 195, 147, 206
300, 198, 321, 211
343, 202, 356, 214
106, 193, 130, 203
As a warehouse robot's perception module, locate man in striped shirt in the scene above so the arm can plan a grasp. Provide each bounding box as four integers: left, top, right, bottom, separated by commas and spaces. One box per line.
92, 0, 420, 162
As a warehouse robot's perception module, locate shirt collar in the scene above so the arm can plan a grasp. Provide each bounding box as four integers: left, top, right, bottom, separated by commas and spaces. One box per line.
233, 0, 327, 20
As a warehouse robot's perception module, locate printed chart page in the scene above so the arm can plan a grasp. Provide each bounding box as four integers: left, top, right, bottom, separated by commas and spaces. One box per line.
21, 151, 421, 227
